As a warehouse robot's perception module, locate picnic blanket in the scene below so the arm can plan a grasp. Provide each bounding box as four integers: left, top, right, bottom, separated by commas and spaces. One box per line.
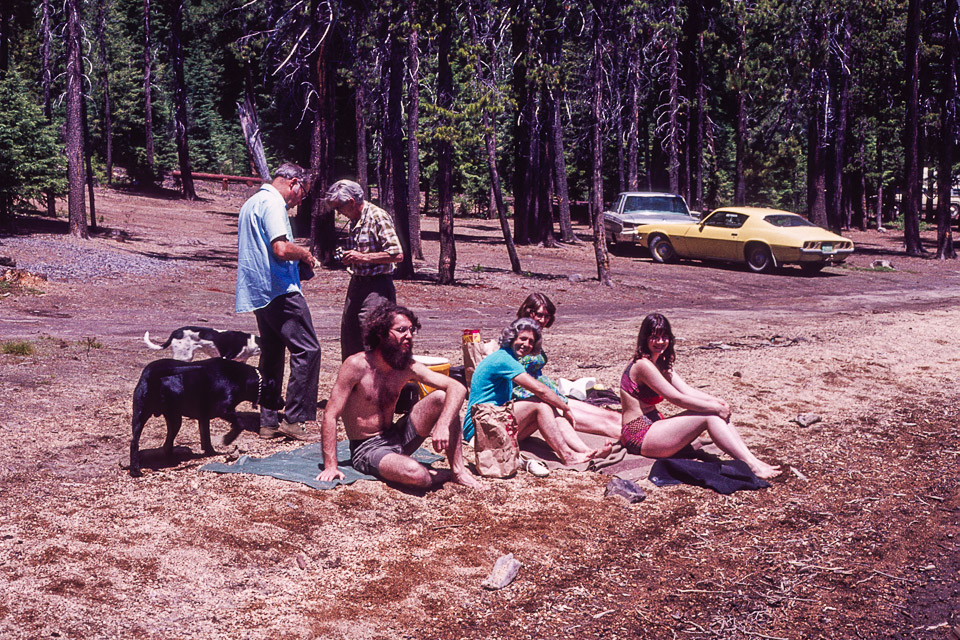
518, 432, 721, 482
200, 440, 443, 490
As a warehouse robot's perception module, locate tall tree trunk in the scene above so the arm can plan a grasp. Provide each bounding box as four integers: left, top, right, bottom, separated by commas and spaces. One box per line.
437, 0, 456, 283
590, 13, 611, 287
550, 96, 575, 242
41, 0, 56, 216
66, 0, 88, 238
535, 123, 557, 247
858, 130, 868, 230
387, 21, 413, 279
827, 14, 850, 233
875, 136, 885, 229
543, 0, 575, 242
806, 8, 828, 226
308, 31, 336, 263
96, 0, 113, 184
466, 7, 522, 273
903, 0, 924, 254
685, 5, 705, 213
626, 41, 640, 191
807, 89, 828, 226
511, 0, 532, 245
406, 0, 423, 260
143, 0, 155, 178
936, 0, 957, 259
81, 95, 98, 230
355, 81, 368, 193
237, 71, 271, 181
170, 0, 197, 200
665, 0, 681, 195
733, 19, 747, 206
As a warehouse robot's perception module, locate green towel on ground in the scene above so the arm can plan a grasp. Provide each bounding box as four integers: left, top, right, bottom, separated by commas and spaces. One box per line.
201, 440, 443, 490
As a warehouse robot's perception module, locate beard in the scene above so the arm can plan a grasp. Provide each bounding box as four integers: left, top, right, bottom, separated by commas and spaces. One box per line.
380, 338, 413, 370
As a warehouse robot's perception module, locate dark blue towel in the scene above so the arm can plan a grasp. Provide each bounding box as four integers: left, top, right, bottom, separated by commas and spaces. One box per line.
649, 450, 770, 494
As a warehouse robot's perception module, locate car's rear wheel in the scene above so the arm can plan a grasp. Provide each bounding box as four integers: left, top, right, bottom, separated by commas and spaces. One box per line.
800, 262, 826, 275
649, 235, 676, 263
745, 244, 774, 273
950, 203, 960, 220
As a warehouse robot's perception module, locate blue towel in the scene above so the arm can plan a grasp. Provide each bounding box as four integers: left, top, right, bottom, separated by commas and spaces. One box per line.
200, 440, 443, 490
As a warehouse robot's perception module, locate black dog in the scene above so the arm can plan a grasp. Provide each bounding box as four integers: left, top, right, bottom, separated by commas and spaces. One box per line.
129, 358, 283, 477
143, 326, 261, 362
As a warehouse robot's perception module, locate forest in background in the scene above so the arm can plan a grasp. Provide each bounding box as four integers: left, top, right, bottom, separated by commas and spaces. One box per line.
0, 0, 958, 284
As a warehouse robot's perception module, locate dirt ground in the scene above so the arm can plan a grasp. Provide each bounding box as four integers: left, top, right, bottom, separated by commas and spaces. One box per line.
0, 181, 958, 639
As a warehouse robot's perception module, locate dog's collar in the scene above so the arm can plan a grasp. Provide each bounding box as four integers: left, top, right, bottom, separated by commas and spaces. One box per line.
255, 368, 262, 406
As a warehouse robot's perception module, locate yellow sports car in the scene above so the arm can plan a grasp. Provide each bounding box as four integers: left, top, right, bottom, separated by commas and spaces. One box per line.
632, 206, 854, 274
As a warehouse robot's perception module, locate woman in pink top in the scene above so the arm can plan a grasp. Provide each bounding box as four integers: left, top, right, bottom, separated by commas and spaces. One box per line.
621, 313, 781, 479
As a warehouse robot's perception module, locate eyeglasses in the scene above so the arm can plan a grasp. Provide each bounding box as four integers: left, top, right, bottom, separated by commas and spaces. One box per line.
530, 309, 552, 323
391, 326, 418, 336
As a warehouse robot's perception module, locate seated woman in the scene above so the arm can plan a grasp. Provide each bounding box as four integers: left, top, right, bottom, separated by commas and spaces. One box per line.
464, 318, 611, 466
513, 293, 622, 439
621, 313, 781, 479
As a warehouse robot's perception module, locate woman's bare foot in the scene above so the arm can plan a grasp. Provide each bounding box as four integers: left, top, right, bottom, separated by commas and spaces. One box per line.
561, 439, 616, 465
589, 440, 616, 459
751, 461, 782, 479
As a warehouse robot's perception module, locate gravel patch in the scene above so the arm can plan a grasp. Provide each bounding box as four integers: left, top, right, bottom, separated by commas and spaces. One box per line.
0, 235, 183, 282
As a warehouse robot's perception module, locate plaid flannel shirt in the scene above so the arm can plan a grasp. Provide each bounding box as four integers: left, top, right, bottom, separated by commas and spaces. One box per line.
347, 201, 402, 277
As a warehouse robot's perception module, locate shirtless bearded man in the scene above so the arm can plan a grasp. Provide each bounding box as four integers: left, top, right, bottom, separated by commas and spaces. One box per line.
317, 302, 483, 489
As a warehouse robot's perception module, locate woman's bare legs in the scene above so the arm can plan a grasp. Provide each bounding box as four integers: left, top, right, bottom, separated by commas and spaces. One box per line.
568, 399, 622, 438
640, 412, 781, 479
513, 401, 607, 464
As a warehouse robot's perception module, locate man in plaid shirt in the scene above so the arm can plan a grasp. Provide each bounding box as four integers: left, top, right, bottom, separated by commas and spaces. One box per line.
325, 180, 404, 361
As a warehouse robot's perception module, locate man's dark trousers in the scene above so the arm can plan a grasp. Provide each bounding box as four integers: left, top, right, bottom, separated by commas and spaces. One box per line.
255, 292, 321, 426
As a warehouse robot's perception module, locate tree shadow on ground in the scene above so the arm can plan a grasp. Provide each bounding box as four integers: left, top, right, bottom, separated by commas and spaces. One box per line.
405, 266, 575, 286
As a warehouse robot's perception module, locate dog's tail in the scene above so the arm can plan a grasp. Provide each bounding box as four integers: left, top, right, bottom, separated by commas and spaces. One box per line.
143, 331, 171, 350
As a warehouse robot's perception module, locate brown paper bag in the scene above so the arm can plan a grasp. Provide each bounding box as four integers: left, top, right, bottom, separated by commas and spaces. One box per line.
462, 330, 499, 385
472, 402, 520, 478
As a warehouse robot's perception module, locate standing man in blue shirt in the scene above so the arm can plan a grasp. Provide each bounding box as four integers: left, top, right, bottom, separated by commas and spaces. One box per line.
236, 163, 321, 441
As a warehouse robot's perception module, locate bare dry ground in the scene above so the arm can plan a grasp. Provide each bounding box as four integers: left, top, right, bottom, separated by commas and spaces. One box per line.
0, 182, 958, 639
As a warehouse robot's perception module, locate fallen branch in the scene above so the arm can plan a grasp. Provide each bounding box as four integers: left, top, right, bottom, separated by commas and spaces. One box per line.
740, 630, 789, 640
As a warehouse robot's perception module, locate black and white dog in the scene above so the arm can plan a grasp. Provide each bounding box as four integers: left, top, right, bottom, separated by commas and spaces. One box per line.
129, 358, 284, 477
143, 326, 260, 362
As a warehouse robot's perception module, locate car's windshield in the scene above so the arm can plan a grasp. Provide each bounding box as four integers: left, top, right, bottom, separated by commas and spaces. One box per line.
764, 214, 816, 228
623, 195, 690, 216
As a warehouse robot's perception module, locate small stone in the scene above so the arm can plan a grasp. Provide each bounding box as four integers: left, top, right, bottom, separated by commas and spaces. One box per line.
567, 273, 582, 283
733, 371, 742, 378
482, 553, 521, 590
604, 478, 646, 503
794, 413, 821, 428
296, 554, 308, 570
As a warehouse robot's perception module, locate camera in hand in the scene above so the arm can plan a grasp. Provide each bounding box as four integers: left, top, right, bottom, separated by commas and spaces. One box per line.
298, 259, 316, 281
333, 247, 345, 263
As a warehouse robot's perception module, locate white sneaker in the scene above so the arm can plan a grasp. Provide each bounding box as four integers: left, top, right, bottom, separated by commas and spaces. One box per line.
522, 457, 550, 478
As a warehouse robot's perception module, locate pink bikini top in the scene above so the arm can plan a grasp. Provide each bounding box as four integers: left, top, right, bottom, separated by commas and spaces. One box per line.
620, 361, 663, 405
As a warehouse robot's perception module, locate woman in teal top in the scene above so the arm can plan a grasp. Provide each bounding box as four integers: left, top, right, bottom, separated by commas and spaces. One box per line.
464, 318, 610, 466
513, 293, 622, 439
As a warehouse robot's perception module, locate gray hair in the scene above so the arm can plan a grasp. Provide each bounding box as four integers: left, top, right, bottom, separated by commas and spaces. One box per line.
325, 179, 365, 205
499, 318, 542, 353
272, 162, 309, 182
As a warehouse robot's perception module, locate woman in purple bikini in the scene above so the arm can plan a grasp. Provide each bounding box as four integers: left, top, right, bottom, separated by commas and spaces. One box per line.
620, 313, 781, 480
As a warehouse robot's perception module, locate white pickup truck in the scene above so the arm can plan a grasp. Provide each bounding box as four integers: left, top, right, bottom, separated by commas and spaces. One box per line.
602, 192, 698, 249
